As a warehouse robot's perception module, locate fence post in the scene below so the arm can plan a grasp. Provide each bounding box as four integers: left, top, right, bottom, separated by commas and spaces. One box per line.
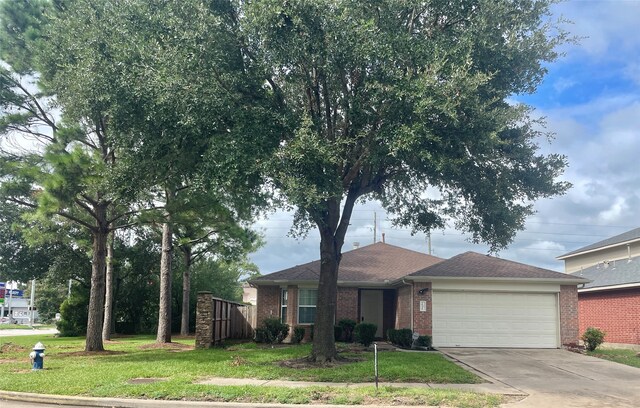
195, 292, 214, 349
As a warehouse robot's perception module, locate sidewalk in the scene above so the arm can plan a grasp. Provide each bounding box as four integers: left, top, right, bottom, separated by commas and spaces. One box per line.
196, 377, 522, 395
0, 327, 58, 337
0, 377, 525, 408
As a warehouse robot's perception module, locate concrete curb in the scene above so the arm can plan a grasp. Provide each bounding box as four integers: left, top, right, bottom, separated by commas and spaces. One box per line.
0, 390, 390, 408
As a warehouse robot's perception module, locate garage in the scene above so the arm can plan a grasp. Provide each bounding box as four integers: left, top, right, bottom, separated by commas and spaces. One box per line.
432, 290, 559, 348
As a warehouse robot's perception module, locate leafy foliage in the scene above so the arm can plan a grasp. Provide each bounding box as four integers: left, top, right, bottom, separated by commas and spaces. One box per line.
417, 335, 432, 349
337, 319, 357, 343
582, 327, 606, 352
292, 326, 306, 344
354, 323, 377, 347
388, 328, 414, 349
56, 292, 89, 337
255, 318, 290, 344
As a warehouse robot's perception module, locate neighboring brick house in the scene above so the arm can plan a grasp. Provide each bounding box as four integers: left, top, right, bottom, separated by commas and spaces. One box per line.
251, 242, 587, 348
558, 227, 640, 346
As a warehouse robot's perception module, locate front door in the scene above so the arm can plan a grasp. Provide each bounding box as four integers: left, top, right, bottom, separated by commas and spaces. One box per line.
360, 290, 383, 338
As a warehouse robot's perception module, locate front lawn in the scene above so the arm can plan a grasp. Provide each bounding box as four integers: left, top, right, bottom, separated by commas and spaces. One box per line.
0, 324, 33, 330
587, 348, 640, 369
0, 334, 501, 407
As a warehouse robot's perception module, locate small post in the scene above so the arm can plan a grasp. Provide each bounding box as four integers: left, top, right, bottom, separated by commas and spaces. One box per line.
374, 342, 378, 391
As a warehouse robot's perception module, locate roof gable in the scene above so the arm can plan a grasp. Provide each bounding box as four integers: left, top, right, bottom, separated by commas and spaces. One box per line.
252, 242, 443, 283
410, 251, 588, 281
558, 227, 640, 259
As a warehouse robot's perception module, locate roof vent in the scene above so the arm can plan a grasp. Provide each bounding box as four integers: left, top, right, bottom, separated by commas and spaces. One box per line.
353, 242, 360, 249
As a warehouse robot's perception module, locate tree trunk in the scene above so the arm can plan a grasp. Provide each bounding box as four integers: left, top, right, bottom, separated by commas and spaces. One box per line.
102, 231, 114, 341
85, 204, 109, 352
180, 245, 192, 336
311, 230, 341, 362
157, 188, 174, 344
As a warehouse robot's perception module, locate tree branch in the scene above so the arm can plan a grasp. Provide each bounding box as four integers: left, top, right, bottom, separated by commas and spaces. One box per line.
6, 196, 96, 231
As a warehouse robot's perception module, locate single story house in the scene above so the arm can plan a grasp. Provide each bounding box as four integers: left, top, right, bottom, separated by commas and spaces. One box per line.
558, 227, 640, 346
251, 242, 588, 348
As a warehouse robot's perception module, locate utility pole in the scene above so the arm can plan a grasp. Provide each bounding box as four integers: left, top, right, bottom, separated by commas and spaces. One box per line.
8, 284, 13, 323
373, 211, 377, 243
29, 279, 35, 327
427, 231, 432, 255
0, 282, 4, 321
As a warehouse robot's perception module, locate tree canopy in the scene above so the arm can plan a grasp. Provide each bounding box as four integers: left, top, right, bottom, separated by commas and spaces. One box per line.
1, 0, 570, 362
239, 0, 570, 361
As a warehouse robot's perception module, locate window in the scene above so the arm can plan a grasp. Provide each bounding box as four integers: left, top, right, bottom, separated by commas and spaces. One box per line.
298, 288, 317, 324
281, 289, 287, 323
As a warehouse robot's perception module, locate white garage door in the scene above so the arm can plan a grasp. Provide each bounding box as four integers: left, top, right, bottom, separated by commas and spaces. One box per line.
432, 291, 559, 348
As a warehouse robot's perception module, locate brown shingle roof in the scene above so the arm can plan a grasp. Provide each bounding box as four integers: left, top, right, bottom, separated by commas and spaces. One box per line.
410, 251, 589, 281
252, 242, 443, 284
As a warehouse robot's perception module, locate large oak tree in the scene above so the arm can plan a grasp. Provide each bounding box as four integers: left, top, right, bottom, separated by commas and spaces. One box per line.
238, 0, 571, 361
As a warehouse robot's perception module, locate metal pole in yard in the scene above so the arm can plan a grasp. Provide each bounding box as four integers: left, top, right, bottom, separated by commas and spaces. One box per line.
29, 279, 35, 327
374, 342, 378, 391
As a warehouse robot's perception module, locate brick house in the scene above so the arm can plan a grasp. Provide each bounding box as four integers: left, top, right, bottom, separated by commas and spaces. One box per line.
558, 227, 640, 346
251, 242, 587, 348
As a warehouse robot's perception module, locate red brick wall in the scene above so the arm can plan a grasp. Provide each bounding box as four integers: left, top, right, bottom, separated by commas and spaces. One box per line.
413, 282, 432, 336
396, 285, 412, 329
560, 285, 580, 346
256, 286, 280, 326
336, 287, 359, 322
579, 288, 640, 345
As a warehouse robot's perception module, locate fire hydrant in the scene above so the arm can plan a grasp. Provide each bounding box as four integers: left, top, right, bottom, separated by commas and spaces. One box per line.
29, 342, 45, 370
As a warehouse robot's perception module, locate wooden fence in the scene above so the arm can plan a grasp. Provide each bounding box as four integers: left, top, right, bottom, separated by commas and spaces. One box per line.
195, 292, 256, 348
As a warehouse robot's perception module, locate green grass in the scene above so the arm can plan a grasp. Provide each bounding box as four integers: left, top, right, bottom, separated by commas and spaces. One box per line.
0, 335, 500, 407
0, 324, 33, 330
587, 348, 640, 368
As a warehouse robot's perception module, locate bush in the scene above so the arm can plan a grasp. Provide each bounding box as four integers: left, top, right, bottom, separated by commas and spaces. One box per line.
292, 326, 306, 344
254, 318, 289, 344
582, 327, 606, 351
334, 325, 342, 341
416, 335, 432, 349
354, 323, 377, 347
56, 293, 89, 337
254, 328, 268, 343
337, 319, 357, 342
387, 328, 413, 348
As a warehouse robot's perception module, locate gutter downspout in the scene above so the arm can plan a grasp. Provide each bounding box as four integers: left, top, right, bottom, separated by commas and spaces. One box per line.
402, 279, 413, 332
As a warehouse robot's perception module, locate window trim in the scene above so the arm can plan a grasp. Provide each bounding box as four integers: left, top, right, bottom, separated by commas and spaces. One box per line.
297, 288, 317, 325
281, 289, 288, 323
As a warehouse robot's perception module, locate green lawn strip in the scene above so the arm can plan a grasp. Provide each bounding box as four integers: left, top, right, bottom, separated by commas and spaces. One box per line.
587, 349, 640, 368
0, 335, 495, 407
0, 324, 33, 330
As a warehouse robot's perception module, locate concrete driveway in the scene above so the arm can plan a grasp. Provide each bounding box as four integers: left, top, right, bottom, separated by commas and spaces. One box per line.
441, 348, 640, 408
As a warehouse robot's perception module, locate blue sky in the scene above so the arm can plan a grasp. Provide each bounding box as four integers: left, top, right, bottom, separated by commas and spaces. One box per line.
250, 0, 640, 274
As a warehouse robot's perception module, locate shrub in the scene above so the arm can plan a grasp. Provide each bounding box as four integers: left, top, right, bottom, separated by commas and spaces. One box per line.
387, 328, 397, 345
255, 318, 289, 344
254, 328, 268, 343
292, 326, 306, 344
56, 293, 89, 337
354, 323, 377, 347
416, 335, 432, 349
397, 328, 414, 348
337, 319, 357, 342
334, 325, 342, 341
582, 327, 605, 351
